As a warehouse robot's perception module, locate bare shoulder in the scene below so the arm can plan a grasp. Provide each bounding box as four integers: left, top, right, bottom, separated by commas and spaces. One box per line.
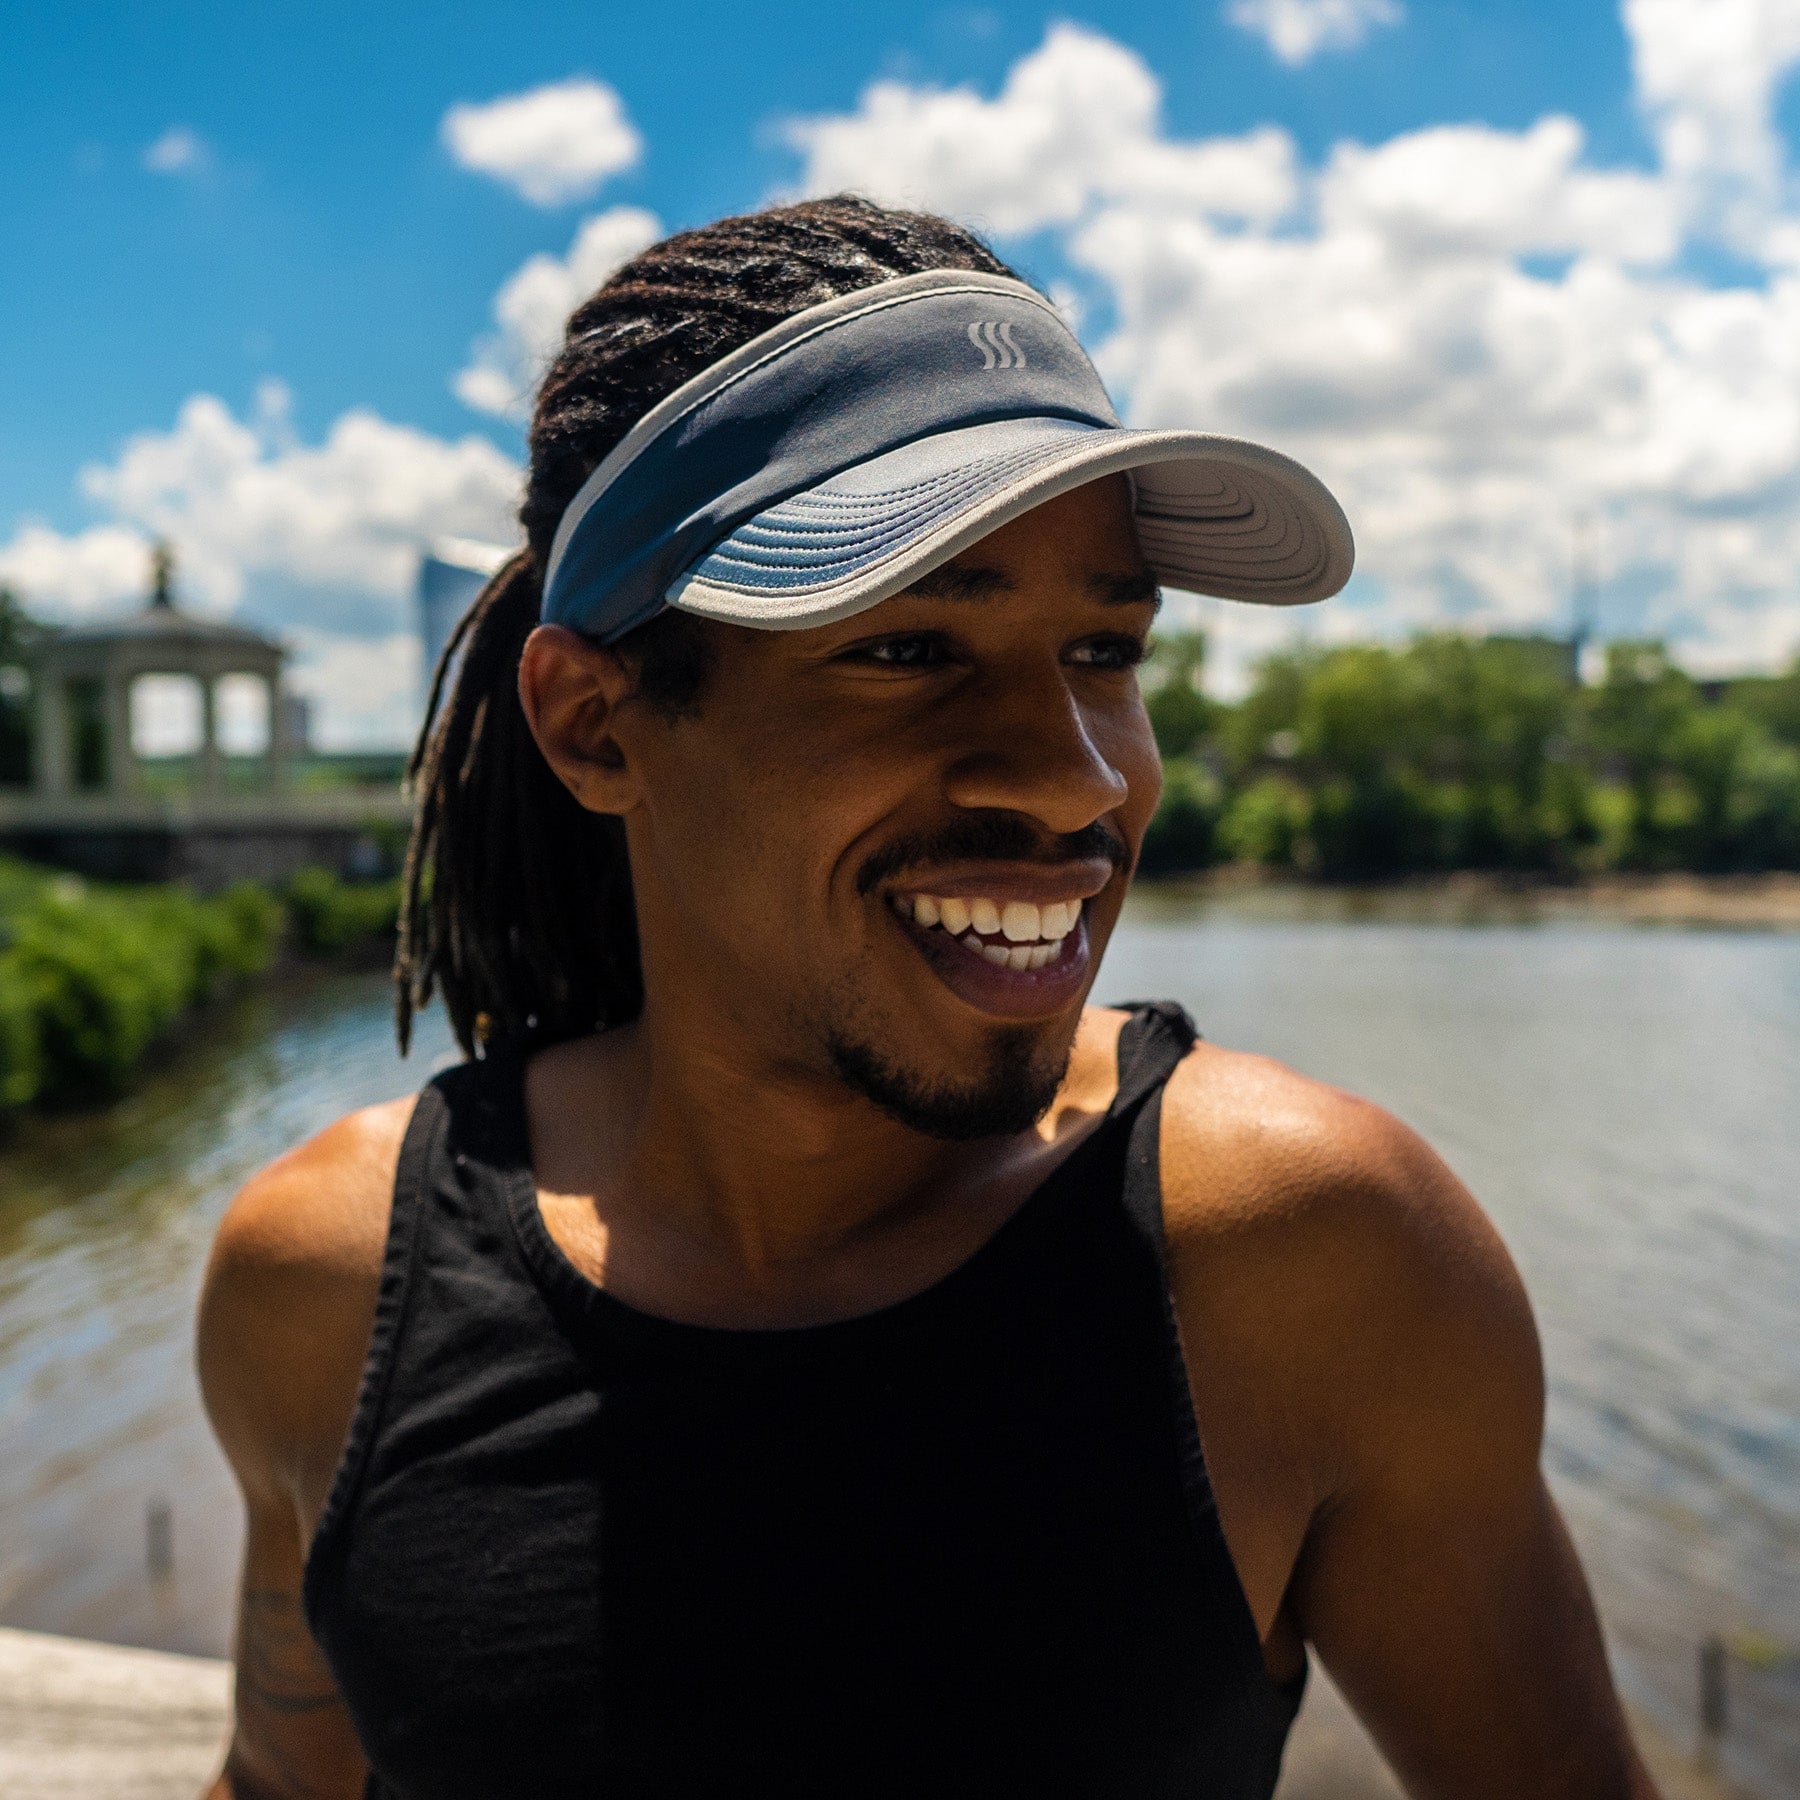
1158, 1042, 1542, 1493
198, 1096, 416, 1516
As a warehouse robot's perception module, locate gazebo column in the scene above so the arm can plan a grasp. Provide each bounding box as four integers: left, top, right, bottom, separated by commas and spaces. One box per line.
31, 672, 71, 796
199, 675, 223, 797
265, 672, 288, 793
104, 668, 136, 794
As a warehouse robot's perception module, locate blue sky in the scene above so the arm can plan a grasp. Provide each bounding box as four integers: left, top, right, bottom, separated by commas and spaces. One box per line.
5, 1, 1799, 742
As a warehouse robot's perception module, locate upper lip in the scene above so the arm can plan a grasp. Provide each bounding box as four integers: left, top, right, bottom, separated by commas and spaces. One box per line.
881, 859, 1116, 908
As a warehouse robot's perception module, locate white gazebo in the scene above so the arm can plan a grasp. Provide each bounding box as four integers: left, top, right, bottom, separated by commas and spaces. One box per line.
25, 546, 291, 801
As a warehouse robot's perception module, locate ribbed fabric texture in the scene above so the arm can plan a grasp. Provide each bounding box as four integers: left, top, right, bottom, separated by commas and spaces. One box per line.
304, 1002, 1303, 1798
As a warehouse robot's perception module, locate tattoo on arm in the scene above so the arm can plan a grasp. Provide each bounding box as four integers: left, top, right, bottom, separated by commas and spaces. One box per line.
224, 1579, 365, 1799
238, 1588, 344, 1717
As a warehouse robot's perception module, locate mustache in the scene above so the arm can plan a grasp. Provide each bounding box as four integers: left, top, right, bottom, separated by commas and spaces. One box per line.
856, 812, 1130, 896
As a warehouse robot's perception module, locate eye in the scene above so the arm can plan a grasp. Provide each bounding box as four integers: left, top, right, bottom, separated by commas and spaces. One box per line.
840, 633, 955, 669
1067, 633, 1150, 672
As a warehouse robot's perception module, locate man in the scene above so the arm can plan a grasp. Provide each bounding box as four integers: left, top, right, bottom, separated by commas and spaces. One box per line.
199, 198, 1658, 1798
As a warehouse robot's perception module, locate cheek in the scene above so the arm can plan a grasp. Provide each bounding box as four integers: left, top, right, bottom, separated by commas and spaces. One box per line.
645, 726, 879, 924
1096, 702, 1164, 839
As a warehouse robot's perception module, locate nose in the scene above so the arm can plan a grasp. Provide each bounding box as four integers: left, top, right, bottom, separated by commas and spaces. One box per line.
941, 664, 1132, 837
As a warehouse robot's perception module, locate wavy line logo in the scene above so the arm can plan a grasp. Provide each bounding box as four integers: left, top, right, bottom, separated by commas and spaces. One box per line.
967, 320, 1028, 370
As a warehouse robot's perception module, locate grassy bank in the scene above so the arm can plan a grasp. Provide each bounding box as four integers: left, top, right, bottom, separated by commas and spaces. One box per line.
0, 859, 399, 1115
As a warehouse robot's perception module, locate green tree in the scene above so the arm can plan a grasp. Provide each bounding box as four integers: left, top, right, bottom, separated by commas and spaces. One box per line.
1137, 759, 1221, 875
0, 587, 41, 788
1140, 630, 1213, 760
1588, 643, 1702, 869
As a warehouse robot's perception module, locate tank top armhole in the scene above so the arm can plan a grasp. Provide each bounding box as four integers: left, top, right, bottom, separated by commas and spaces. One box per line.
1121, 1069, 1285, 1694
302, 1080, 447, 1613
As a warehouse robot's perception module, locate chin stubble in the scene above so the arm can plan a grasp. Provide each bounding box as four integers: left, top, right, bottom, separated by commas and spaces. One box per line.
823, 1022, 1071, 1143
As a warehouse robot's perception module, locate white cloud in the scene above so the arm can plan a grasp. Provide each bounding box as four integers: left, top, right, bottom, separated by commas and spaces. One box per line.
142, 126, 211, 176
441, 77, 642, 207
787, 21, 1800, 674
64, 381, 521, 617
783, 24, 1299, 235
1319, 117, 1678, 265
0, 521, 153, 616
1227, 0, 1403, 65
1623, 0, 1800, 246
455, 205, 663, 419
283, 629, 425, 750
1, 383, 521, 745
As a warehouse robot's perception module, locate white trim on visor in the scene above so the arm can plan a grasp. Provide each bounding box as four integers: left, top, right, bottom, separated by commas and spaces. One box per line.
670, 424, 1351, 626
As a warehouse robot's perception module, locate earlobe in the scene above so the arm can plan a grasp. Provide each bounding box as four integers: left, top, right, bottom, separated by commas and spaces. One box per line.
517, 624, 642, 815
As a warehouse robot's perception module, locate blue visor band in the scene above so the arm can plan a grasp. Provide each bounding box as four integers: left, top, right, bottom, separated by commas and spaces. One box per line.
541, 270, 1354, 642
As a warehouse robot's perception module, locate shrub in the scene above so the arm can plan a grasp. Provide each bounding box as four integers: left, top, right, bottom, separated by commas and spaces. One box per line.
0, 868, 286, 1111
285, 866, 401, 954
1217, 776, 1308, 867
0, 954, 41, 1110
1139, 760, 1221, 876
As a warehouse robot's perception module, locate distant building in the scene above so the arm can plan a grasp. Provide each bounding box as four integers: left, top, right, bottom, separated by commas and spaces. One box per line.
279, 689, 312, 757
418, 539, 512, 699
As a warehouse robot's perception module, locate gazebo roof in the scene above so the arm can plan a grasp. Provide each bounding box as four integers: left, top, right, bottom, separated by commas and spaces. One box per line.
47, 601, 282, 653
28, 543, 284, 664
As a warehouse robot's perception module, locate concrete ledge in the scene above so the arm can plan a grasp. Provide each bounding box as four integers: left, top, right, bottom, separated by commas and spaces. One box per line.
0, 1629, 229, 1800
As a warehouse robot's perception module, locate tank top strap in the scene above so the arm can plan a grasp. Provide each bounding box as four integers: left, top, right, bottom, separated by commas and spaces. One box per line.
1109, 1001, 1279, 1700
1111, 999, 1199, 1121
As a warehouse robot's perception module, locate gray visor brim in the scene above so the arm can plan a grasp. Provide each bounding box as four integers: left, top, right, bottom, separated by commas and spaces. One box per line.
667, 415, 1354, 629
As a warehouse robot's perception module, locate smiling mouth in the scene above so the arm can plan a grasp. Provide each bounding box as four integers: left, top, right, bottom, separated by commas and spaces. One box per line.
889, 891, 1082, 972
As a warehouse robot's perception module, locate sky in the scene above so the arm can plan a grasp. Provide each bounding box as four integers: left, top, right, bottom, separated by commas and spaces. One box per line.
4, 0, 1800, 745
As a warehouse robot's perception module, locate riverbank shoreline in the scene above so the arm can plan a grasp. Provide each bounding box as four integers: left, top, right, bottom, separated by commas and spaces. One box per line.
0, 1627, 1752, 1800
0, 856, 398, 1122
1135, 867, 1800, 932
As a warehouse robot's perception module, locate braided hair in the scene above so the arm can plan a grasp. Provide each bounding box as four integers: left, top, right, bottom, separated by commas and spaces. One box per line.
396, 197, 1017, 1056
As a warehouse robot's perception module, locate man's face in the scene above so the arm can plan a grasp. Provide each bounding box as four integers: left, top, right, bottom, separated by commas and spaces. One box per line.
619, 476, 1163, 1137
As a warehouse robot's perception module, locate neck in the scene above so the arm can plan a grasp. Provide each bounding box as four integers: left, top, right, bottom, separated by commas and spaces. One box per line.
523, 979, 1120, 1311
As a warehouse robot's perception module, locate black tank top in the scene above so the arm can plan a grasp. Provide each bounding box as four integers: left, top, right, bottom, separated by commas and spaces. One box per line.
304, 1002, 1304, 1798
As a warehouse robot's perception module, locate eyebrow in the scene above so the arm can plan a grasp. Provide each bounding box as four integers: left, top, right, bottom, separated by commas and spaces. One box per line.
1089, 570, 1162, 610
898, 564, 1163, 608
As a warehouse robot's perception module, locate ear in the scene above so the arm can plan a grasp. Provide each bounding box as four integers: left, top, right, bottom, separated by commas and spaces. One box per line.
518, 624, 643, 815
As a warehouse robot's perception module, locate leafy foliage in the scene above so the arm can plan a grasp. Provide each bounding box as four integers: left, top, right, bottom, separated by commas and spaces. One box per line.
285, 866, 402, 953
1142, 631, 1800, 879
0, 860, 394, 1115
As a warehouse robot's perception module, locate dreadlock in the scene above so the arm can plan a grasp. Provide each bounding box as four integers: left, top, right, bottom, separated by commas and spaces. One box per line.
396, 196, 1016, 1057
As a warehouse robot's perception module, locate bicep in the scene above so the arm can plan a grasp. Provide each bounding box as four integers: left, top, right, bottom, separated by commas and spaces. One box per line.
1288, 1141, 1654, 1797
1295, 1461, 1652, 1798
212, 1491, 367, 1800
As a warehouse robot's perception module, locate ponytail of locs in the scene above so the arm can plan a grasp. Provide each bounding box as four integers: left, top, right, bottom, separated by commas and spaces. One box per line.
395, 197, 1016, 1058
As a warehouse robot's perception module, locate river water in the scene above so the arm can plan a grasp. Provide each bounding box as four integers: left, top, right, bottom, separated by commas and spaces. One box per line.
1, 902, 1795, 1794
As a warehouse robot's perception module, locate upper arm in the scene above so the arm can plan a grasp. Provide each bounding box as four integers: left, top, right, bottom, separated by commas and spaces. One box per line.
1281, 1123, 1650, 1798
1159, 1053, 1657, 1800
197, 1100, 412, 1799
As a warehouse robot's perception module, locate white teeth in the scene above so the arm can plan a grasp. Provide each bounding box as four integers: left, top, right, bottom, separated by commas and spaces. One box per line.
902, 891, 1082, 945
981, 942, 1013, 967
1001, 901, 1040, 943
1027, 943, 1057, 970
1006, 945, 1033, 971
